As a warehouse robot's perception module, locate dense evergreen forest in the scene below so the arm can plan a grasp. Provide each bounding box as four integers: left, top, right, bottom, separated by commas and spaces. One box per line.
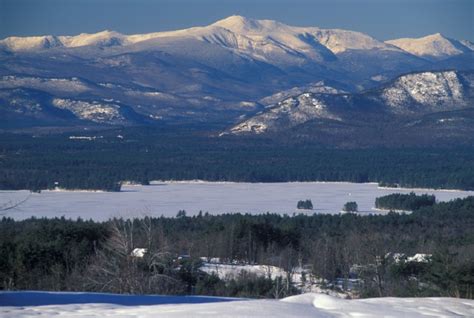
1, 128, 474, 191
375, 193, 436, 211
1, 197, 473, 298
297, 200, 313, 210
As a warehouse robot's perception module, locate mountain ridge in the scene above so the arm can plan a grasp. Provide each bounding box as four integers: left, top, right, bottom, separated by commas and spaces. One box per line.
2, 15, 471, 59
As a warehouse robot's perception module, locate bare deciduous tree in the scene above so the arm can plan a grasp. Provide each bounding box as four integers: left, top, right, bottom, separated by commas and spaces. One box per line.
84, 218, 183, 294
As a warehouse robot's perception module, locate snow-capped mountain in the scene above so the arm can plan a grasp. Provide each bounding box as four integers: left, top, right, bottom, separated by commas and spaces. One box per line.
0, 15, 412, 77
386, 33, 474, 60
1, 16, 471, 60
0, 16, 473, 134
0, 16, 400, 56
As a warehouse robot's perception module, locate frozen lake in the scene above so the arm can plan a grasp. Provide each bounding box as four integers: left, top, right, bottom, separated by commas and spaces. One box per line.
1, 181, 473, 221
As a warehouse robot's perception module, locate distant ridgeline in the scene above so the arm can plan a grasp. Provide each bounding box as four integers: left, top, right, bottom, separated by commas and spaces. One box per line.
0, 130, 474, 192
375, 193, 436, 211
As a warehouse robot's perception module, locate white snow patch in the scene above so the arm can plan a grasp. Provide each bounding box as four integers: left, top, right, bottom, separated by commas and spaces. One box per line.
52, 98, 125, 123
406, 253, 432, 263
131, 248, 148, 258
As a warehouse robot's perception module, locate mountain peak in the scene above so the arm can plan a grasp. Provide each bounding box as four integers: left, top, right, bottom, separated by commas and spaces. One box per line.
213, 15, 259, 28
214, 15, 251, 24
429, 32, 444, 38
212, 15, 284, 33
386, 33, 472, 59
423, 33, 453, 42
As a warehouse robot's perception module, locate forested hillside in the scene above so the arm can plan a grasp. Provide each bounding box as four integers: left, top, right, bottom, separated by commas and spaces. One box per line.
1, 129, 473, 191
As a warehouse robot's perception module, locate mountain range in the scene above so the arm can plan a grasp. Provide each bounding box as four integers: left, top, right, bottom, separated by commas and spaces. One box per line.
1, 16, 473, 145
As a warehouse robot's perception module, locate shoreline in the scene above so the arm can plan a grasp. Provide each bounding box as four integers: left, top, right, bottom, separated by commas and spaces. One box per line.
371, 207, 412, 214
149, 180, 474, 193
150, 180, 378, 186
375, 186, 472, 193
1, 180, 473, 194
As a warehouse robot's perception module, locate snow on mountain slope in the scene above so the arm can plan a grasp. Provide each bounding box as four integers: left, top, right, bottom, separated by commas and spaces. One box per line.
386, 33, 473, 60
460, 40, 474, 51
58, 30, 126, 48
311, 29, 398, 54
0, 31, 127, 51
0, 35, 63, 51
152, 15, 400, 64
212, 15, 400, 54
229, 93, 342, 134
228, 70, 474, 135
114, 16, 337, 66
259, 81, 348, 106
381, 70, 467, 113
209, 16, 336, 62
51, 98, 126, 124
1, 291, 473, 318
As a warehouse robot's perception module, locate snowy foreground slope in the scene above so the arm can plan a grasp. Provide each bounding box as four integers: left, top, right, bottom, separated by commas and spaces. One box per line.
1, 291, 473, 317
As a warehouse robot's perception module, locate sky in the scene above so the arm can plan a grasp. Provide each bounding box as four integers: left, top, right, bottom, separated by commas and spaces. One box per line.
0, 0, 473, 41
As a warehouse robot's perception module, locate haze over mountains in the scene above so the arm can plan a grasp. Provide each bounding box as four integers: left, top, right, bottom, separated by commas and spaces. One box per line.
1, 16, 473, 145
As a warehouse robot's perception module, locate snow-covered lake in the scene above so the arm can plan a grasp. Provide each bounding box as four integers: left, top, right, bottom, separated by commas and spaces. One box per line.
1, 181, 473, 221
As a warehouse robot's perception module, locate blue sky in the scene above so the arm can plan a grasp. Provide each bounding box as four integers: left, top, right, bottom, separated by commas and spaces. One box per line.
1, 0, 473, 41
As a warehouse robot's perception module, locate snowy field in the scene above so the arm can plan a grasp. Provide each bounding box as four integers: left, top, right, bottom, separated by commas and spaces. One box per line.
1, 291, 473, 317
1, 181, 473, 221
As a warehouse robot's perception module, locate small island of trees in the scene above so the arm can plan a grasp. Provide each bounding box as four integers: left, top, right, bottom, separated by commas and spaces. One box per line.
297, 199, 313, 210
375, 192, 436, 211
343, 201, 358, 212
